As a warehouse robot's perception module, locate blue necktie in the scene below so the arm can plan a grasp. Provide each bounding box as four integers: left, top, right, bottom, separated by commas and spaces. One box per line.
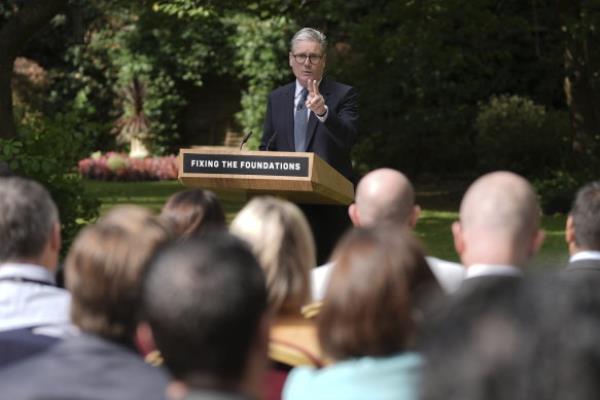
294, 88, 309, 152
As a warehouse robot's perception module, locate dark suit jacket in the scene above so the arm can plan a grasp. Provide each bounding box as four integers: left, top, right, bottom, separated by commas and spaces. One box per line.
565, 258, 600, 277
0, 333, 169, 399
561, 258, 600, 317
0, 327, 60, 369
260, 78, 359, 181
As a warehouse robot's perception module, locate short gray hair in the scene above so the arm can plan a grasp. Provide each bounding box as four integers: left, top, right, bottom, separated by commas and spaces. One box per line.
291, 27, 327, 53
0, 177, 59, 261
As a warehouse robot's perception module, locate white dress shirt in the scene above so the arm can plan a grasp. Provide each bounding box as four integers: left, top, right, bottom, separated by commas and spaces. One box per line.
569, 250, 600, 263
464, 263, 522, 279
0, 263, 72, 334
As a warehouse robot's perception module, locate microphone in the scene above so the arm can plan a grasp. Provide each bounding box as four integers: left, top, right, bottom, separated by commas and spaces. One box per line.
239, 131, 253, 150
266, 132, 278, 151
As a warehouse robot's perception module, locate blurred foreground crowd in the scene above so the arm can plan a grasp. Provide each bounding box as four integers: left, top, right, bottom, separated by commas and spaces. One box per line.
1, 160, 600, 400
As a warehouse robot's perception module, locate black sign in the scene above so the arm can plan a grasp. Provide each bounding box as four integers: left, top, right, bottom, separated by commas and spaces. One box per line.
182, 153, 310, 177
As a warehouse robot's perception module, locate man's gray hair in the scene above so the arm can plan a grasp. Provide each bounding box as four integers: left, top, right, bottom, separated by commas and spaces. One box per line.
0, 177, 59, 261
291, 27, 327, 53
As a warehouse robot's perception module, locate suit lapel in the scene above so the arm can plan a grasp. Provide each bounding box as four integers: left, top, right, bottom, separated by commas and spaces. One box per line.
304, 78, 332, 151
283, 83, 296, 151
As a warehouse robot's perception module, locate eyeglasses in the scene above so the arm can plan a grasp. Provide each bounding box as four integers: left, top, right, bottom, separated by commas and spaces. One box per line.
292, 53, 323, 65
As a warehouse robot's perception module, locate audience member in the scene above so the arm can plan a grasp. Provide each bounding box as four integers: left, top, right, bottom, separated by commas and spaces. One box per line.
0, 177, 69, 366
421, 171, 546, 399
564, 180, 600, 275
138, 233, 269, 400
451, 171, 544, 295
230, 197, 320, 398
0, 205, 172, 399
422, 272, 600, 400
284, 227, 423, 400
312, 168, 464, 300
160, 188, 226, 238
560, 180, 600, 321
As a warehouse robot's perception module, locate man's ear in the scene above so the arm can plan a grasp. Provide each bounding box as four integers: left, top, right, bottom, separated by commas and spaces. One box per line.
530, 229, 546, 257
565, 215, 576, 246
408, 205, 421, 229
452, 221, 464, 256
135, 322, 157, 357
50, 222, 61, 254
289, 52, 294, 68
348, 203, 360, 227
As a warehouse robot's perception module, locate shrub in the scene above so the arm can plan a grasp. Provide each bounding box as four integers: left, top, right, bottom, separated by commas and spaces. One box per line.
78, 152, 178, 181
534, 171, 586, 215
475, 95, 569, 176
0, 110, 100, 255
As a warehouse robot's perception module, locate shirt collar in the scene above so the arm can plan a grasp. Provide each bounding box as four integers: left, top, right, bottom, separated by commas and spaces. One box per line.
465, 263, 522, 279
295, 79, 322, 97
570, 251, 600, 263
0, 262, 56, 285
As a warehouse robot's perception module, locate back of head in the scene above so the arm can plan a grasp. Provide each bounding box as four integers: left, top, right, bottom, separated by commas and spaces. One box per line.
354, 168, 416, 227
422, 274, 600, 400
160, 189, 226, 239
65, 205, 171, 342
458, 171, 540, 263
570, 181, 600, 250
0, 177, 58, 263
230, 196, 314, 315
141, 233, 267, 385
318, 227, 426, 360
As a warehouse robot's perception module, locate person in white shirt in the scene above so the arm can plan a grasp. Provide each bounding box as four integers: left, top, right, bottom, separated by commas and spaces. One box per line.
311, 168, 465, 300
0, 177, 70, 334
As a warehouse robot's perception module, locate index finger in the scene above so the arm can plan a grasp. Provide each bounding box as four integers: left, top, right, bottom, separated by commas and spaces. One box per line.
307, 79, 316, 96
312, 79, 320, 96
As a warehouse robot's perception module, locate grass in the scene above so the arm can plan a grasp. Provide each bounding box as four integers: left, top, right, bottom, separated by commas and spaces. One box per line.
83, 179, 569, 268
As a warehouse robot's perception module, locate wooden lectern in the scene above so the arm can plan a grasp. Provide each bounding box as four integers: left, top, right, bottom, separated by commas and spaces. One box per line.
178, 147, 354, 205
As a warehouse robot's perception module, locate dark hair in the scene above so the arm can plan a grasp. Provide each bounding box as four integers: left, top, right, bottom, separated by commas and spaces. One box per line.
141, 233, 267, 383
66, 206, 171, 342
0, 177, 58, 262
160, 189, 226, 238
421, 274, 600, 400
571, 181, 600, 250
318, 227, 427, 360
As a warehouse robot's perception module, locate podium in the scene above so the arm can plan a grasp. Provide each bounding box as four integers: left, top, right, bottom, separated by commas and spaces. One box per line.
178, 147, 354, 205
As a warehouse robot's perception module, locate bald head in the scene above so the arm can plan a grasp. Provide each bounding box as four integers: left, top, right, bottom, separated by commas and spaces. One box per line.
454, 171, 543, 267
352, 168, 417, 228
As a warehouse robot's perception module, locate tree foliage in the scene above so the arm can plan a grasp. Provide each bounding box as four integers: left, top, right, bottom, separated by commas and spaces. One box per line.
6, 0, 600, 184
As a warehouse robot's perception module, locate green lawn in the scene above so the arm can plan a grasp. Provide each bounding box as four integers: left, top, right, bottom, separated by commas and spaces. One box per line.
83, 179, 569, 268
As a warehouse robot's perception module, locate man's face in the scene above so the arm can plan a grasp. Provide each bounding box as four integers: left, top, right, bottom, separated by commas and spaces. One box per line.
289, 40, 326, 88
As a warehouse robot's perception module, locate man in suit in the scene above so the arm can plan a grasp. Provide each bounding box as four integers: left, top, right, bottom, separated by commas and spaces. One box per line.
260, 27, 359, 263
0, 206, 171, 399
137, 233, 269, 400
311, 168, 465, 300
421, 172, 545, 399
564, 181, 600, 275
451, 171, 544, 294
561, 181, 600, 319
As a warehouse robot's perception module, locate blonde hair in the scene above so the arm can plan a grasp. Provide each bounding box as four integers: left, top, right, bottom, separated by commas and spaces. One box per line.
230, 197, 315, 315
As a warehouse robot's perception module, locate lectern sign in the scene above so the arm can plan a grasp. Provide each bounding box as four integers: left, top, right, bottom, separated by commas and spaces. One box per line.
178, 148, 354, 205
182, 153, 309, 177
